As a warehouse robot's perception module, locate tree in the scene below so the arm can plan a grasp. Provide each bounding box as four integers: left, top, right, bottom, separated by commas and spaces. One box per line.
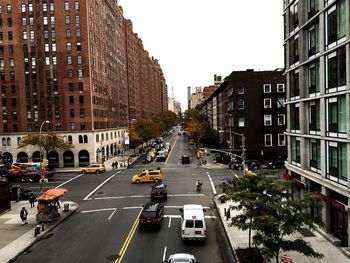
19, 132, 73, 159
221, 172, 324, 263
153, 110, 178, 131
131, 119, 158, 145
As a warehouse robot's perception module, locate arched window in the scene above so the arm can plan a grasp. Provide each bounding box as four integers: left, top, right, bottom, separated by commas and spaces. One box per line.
84, 135, 88, 143
96, 134, 99, 142
2, 138, 6, 146
6, 137, 11, 146
17, 137, 21, 146
63, 135, 67, 142
79, 135, 83, 143
68, 135, 73, 144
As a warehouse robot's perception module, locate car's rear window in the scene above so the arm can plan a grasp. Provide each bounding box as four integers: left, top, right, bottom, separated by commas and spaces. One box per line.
142, 211, 156, 218
195, 220, 203, 228
185, 220, 193, 228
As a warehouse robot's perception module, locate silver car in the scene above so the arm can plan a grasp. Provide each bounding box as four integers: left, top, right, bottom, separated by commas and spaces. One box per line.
165, 253, 198, 263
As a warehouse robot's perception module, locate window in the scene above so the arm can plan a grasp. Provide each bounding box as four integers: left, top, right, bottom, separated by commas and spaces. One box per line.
66, 42, 72, 51
326, 96, 346, 136
277, 84, 285, 93
278, 134, 285, 146
69, 96, 74, 104
7, 18, 12, 26
77, 56, 82, 64
308, 61, 320, 95
68, 135, 73, 143
238, 100, 244, 110
79, 135, 83, 143
8, 31, 13, 40
75, 15, 80, 25
67, 56, 72, 65
64, 2, 69, 11
70, 109, 75, 118
70, 122, 75, 130
309, 101, 320, 133
263, 84, 271, 93
264, 115, 272, 126
291, 136, 301, 165
289, 1, 298, 32
277, 114, 285, 126
238, 117, 245, 127
76, 28, 81, 37
310, 139, 320, 172
74, 1, 80, 10
6, 4, 12, 13
66, 29, 71, 38
79, 96, 84, 104
264, 98, 271, 109
308, 22, 319, 57
264, 134, 272, 147
290, 103, 300, 131
80, 108, 85, 117
326, 47, 346, 92
289, 34, 299, 65
327, 141, 347, 185
23, 31, 28, 40
237, 86, 244, 94
65, 16, 70, 24
326, 0, 346, 46
308, 0, 319, 18
78, 69, 83, 78
290, 70, 299, 99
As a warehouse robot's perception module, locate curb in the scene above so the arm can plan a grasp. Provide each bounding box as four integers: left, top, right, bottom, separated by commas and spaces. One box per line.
213, 194, 238, 263
6, 202, 79, 263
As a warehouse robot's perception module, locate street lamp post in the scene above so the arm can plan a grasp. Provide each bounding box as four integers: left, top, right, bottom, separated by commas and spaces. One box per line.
230, 131, 246, 174
39, 120, 49, 176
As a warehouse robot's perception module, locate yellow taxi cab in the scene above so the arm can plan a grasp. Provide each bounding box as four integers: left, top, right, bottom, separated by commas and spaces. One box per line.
131, 169, 162, 184
80, 164, 105, 174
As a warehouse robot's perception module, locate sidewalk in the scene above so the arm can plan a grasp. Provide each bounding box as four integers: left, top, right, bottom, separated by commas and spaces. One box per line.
214, 194, 350, 263
0, 200, 78, 263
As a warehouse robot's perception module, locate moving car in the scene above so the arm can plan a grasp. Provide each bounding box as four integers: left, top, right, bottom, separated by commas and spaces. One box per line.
151, 183, 167, 201
267, 156, 285, 169
131, 169, 162, 183
143, 155, 153, 164
139, 202, 164, 230
180, 204, 207, 241
233, 160, 260, 171
80, 164, 105, 174
181, 155, 190, 164
156, 150, 167, 162
165, 253, 197, 263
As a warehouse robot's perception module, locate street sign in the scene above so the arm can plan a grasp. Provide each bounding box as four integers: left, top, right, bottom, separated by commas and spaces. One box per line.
281, 256, 292, 263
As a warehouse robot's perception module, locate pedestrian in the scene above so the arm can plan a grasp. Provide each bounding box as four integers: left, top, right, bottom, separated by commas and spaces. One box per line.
20, 207, 28, 225
112, 162, 115, 170
115, 160, 118, 169
29, 192, 35, 208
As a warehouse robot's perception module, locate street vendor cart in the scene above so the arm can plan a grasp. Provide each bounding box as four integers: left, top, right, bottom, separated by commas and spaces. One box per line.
36, 188, 68, 223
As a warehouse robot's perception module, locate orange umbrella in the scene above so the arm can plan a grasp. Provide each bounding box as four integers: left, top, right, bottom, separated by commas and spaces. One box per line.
36, 193, 57, 201
44, 188, 68, 197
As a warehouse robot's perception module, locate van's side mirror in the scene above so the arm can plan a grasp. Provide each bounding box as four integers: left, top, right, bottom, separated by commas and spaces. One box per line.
203, 209, 206, 212
179, 208, 183, 213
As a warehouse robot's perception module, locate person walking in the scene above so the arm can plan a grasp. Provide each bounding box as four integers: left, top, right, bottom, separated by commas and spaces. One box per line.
29, 192, 35, 208
115, 160, 118, 170
112, 162, 115, 170
20, 207, 28, 225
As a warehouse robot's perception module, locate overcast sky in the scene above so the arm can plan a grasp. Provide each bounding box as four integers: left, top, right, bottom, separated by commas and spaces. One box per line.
118, 0, 284, 110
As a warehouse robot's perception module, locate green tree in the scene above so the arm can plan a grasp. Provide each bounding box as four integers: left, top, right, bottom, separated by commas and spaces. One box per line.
131, 119, 158, 145
19, 132, 73, 159
153, 110, 178, 131
222, 173, 324, 263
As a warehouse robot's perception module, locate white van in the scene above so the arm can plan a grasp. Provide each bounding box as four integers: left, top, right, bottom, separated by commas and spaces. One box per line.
179, 204, 207, 241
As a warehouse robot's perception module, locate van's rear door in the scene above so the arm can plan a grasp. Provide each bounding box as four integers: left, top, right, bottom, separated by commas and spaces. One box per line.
183, 220, 195, 238
194, 220, 206, 238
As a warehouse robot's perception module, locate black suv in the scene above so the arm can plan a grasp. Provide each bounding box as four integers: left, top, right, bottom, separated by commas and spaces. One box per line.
139, 202, 164, 230
151, 183, 167, 201
181, 155, 190, 164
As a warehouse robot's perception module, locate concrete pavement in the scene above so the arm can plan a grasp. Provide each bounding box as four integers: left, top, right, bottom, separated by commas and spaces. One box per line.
0, 200, 78, 263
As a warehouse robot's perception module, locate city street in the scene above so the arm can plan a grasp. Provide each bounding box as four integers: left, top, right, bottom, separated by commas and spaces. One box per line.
13, 131, 235, 263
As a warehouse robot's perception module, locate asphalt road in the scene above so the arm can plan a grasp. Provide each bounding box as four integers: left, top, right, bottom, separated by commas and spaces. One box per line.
14, 130, 235, 263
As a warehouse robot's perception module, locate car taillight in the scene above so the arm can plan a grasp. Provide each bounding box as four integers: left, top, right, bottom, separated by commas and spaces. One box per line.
152, 217, 161, 222
204, 230, 207, 235
139, 218, 146, 223
151, 192, 155, 196
182, 230, 184, 235
162, 190, 167, 194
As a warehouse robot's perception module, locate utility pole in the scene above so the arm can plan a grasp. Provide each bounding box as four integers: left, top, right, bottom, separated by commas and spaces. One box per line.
231, 131, 246, 174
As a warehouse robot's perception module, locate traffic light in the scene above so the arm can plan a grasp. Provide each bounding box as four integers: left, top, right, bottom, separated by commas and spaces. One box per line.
43, 159, 49, 167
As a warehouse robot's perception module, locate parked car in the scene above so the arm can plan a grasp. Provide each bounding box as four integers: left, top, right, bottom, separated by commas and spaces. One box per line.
80, 164, 105, 174
156, 151, 167, 162
181, 155, 190, 164
233, 160, 260, 171
267, 156, 285, 169
139, 202, 164, 230
151, 183, 167, 201
143, 155, 153, 164
165, 253, 197, 263
131, 169, 162, 183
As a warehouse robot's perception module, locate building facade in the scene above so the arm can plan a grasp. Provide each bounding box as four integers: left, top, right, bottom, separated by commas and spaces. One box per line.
201, 69, 286, 162
284, 0, 350, 248
0, 0, 166, 167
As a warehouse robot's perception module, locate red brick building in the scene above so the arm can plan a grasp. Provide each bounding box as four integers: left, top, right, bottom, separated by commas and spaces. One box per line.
0, 0, 167, 167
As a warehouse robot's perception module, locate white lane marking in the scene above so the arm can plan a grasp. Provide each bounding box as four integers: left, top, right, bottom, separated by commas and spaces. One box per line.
164, 215, 217, 219
168, 217, 172, 228
81, 208, 118, 214
207, 172, 217, 195
165, 135, 179, 165
123, 206, 143, 210
83, 171, 120, 200
90, 193, 205, 201
162, 246, 167, 262
55, 174, 83, 188
108, 209, 117, 221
